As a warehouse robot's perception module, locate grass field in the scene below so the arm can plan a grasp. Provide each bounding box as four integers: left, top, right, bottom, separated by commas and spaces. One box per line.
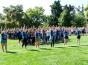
0, 36, 88, 65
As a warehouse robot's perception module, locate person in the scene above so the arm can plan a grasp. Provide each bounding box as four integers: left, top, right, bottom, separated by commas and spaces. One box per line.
42, 29, 47, 44
17, 29, 23, 44
27, 29, 31, 45
30, 29, 35, 45
35, 28, 41, 48
1, 30, 7, 52
82, 27, 86, 36
46, 28, 51, 43
63, 29, 69, 47
22, 30, 28, 48
56, 28, 60, 42
50, 27, 56, 47
76, 29, 81, 45
46, 28, 51, 44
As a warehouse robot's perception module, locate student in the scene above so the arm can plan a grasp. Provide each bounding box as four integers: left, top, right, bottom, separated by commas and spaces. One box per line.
27, 29, 31, 45
60, 27, 64, 40
56, 28, 60, 42
17, 29, 23, 44
51, 27, 56, 47
1, 30, 7, 52
76, 29, 81, 45
46, 28, 51, 44
82, 27, 85, 36
22, 30, 28, 48
63, 29, 69, 46
46, 28, 51, 43
35, 29, 41, 48
42, 29, 47, 44
30, 29, 35, 45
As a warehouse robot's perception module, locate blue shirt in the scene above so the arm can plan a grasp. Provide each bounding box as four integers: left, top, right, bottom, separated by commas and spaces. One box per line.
51, 30, 56, 37
23, 32, 28, 39
28, 33, 31, 39
1, 33, 7, 40
35, 31, 41, 38
76, 31, 80, 36
64, 31, 68, 37
17, 31, 23, 38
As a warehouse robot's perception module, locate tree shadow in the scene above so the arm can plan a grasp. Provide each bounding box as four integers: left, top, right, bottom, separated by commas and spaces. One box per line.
40, 48, 52, 50
6, 51, 17, 54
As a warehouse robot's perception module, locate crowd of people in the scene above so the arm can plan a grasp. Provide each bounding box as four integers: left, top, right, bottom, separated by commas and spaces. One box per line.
0, 26, 87, 52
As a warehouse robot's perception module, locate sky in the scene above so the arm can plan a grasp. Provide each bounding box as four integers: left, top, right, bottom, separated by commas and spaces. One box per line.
0, 0, 88, 15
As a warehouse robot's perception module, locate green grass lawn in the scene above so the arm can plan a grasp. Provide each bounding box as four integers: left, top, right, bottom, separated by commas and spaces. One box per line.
0, 35, 88, 65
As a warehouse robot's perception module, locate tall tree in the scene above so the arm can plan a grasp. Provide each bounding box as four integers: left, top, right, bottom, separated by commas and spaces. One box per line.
58, 5, 74, 27
85, 4, 88, 22
50, 0, 62, 26
0, 13, 5, 21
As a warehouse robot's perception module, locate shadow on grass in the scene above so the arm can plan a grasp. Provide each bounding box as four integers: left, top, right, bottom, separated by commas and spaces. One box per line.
6, 51, 17, 54
69, 46, 79, 47
81, 45, 88, 46
40, 48, 52, 50
70, 45, 88, 47
28, 49, 40, 52
55, 46, 79, 48
55, 47, 65, 48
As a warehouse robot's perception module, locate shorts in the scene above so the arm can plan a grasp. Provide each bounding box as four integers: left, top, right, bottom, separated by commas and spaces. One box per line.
77, 35, 80, 39
64, 36, 68, 39
18, 37, 22, 41
1, 39, 7, 44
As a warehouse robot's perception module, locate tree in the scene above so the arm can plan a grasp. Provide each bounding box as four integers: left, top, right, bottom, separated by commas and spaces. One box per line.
26, 7, 45, 27
0, 13, 5, 22
3, 5, 24, 27
73, 12, 86, 27
58, 5, 74, 27
0, 13, 3, 20
50, 0, 62, 26
85, 4, 88, 22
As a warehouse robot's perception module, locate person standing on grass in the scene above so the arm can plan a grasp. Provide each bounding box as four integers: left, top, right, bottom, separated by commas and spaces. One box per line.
82, 27, 86, 36
30, 28, 35, 45
42, 29, 47, 44
76, 29, 81, 45
17, 29, 23, 44
46, 28, 51, 44
27, 29, 31, 45
51, 27, 56, 47
35, 28, 42, 48
22, 30, 28, 48
63, 29, 69, 47
1, 30, 7, 52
